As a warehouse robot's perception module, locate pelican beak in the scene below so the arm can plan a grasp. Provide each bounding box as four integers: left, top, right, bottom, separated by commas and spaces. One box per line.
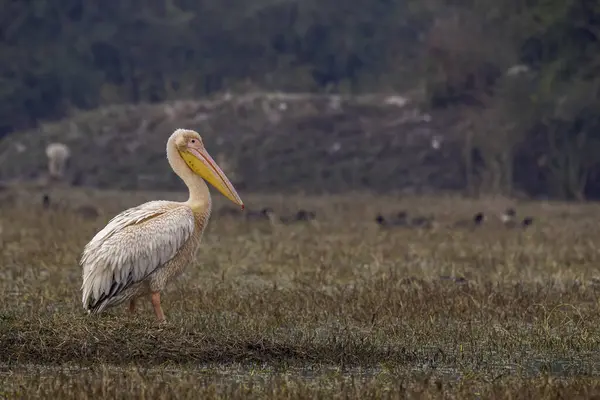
180, 146, 244, 209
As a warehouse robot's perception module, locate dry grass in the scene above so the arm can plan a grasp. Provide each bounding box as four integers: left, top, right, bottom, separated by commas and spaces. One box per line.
2, 187, 600, 398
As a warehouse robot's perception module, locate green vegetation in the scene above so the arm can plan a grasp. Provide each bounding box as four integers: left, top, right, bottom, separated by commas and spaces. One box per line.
1, 188, 600, 397
1, 0, 599, 198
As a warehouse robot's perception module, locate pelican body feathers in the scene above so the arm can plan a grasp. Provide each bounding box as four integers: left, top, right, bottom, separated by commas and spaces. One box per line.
79, 129, 243, 322
81, 201, 208, 313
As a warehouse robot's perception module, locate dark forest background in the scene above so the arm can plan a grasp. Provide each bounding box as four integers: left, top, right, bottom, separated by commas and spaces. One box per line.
1, 0, 599, 199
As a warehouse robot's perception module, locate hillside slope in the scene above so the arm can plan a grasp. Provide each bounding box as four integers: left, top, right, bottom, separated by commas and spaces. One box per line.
0, 92, 464, 194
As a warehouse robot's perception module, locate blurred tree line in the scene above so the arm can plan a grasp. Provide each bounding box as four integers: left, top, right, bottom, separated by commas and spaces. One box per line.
1, 0, 599, 198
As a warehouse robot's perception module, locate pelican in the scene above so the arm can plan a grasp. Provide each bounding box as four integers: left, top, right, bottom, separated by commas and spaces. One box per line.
80, 129, 243, 323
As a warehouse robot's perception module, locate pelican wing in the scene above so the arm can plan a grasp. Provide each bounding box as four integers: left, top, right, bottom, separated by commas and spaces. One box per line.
80, 200, 195, 310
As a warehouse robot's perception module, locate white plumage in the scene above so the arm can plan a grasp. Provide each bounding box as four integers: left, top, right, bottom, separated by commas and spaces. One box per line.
78, 129, 243, 323
80, 201, 195, 313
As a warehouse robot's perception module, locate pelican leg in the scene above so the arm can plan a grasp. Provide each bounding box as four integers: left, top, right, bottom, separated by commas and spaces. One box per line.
128, 299, 136, 314
150, 292, 166, 323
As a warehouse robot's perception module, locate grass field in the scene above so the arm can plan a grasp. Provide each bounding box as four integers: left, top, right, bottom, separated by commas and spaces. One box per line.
2, 187, 600, 398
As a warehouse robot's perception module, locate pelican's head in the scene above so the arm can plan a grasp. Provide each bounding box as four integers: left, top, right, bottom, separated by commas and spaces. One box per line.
171, 129, 244, 209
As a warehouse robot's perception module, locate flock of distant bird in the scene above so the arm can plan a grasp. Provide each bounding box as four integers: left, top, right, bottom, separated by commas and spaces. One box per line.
213, 204, 535, 230
375, 207, 534, 230
217, 205, 317, 225
36, 181, 536, 234
37, 189, 535, 232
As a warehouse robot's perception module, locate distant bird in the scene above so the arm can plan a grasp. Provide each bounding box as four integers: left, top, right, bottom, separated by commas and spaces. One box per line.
265, 209, 317, 225
395, 211, 409, 226
375, 211, 409, 228
521, 216, 534, 228
245, 207, 272, 221
262, 209, 300, 226
473, 212, 485, 225
410, 215, 435, 229
453, 212, 485, 228
501, 208, 533, 229
501, 207, 524, 229
501, 207, 516, 224
295, 209, 316, 222
80, 129, 244, 323
375, 214, 387, 226
42, 194, 51, 209
45, 143, 71, 181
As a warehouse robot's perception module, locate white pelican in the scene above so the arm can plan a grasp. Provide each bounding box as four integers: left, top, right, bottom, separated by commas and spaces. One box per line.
80, 129, 243, 323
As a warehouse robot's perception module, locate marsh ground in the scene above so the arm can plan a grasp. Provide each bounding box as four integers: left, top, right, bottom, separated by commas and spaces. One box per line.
1, 187, 600, 398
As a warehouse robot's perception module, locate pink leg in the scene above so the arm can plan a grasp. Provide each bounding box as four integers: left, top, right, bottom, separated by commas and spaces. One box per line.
150, 292, 166, 323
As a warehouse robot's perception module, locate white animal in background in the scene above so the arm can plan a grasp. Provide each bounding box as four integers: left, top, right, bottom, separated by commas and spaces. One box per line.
45, 142, 71, 180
